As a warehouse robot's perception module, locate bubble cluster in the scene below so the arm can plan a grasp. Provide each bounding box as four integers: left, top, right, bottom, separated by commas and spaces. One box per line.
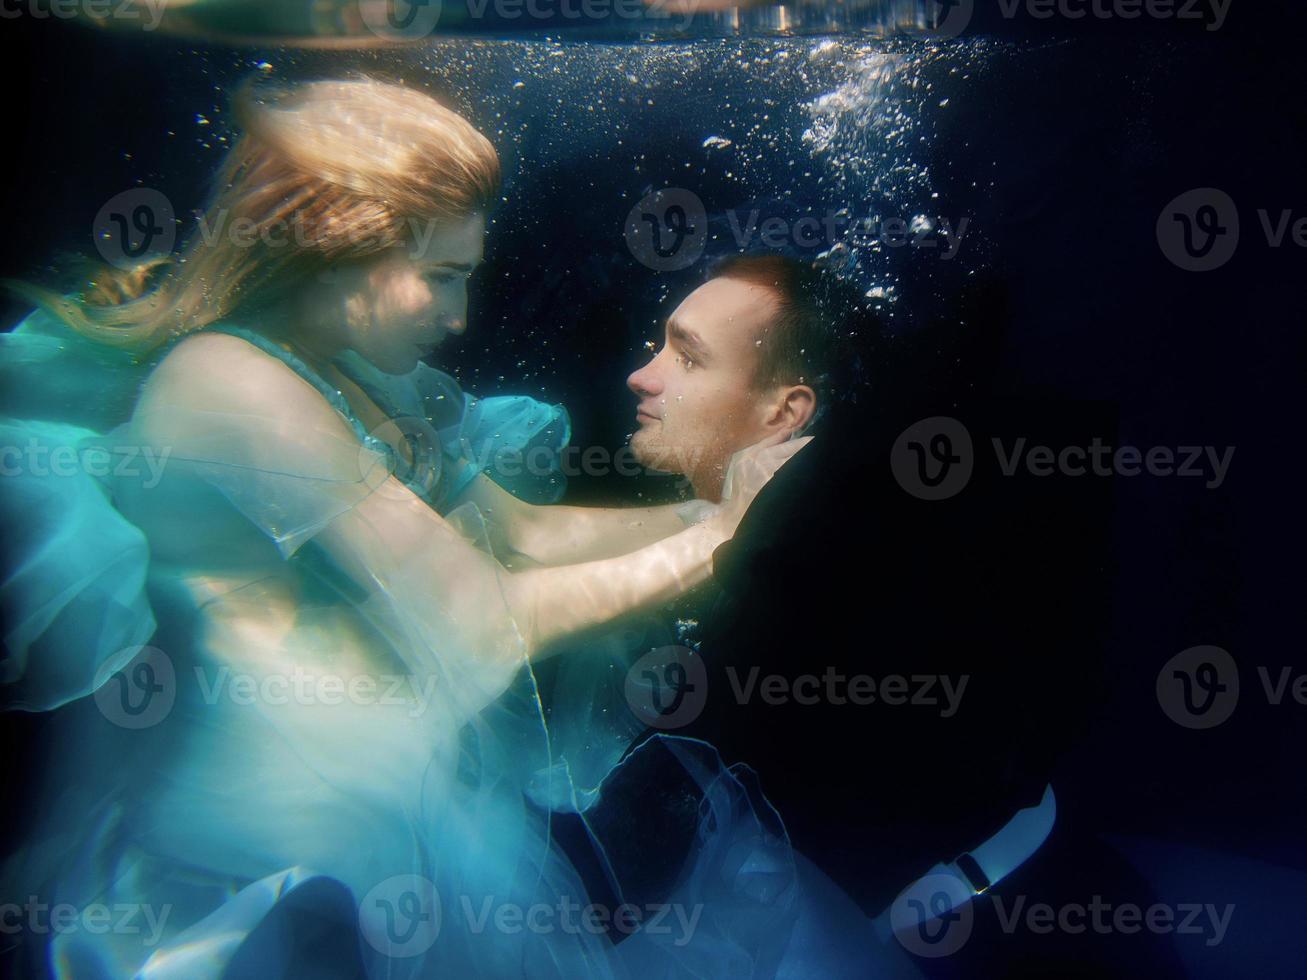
158, 36, 996, 381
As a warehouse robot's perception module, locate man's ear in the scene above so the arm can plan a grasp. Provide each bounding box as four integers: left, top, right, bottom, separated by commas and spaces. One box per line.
767, 384, 817, 434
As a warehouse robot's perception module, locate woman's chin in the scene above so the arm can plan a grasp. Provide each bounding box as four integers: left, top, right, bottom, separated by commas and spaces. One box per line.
370, 349, 422, 376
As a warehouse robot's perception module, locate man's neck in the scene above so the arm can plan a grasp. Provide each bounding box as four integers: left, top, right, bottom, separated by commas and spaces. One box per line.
691, 464, 726, 504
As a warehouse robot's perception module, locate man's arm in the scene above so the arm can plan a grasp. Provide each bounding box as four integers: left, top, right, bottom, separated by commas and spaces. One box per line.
448, 471, 714, 567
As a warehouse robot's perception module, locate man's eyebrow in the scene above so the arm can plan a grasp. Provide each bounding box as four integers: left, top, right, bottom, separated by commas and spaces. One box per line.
667, 318, 711, 360
429, 261, 476, 272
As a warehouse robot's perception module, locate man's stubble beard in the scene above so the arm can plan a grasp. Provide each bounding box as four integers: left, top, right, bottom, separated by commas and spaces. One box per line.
630, 427, 679, 476
631, 426, 723, 492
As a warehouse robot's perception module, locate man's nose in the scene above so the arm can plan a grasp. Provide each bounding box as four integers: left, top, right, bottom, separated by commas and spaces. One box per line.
627, 361, 662, 396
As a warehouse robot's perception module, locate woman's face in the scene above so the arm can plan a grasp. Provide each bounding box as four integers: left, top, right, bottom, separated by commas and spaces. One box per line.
319, 213, 485, 375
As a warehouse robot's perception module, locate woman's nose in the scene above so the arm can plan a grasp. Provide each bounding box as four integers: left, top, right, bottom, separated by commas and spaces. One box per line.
439, 291, 469, 334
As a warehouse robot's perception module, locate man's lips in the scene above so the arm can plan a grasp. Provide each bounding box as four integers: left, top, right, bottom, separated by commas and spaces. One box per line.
636, 409, 661, 422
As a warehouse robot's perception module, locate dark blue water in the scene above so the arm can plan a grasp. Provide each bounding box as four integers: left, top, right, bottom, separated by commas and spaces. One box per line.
1, 5, 1302, 977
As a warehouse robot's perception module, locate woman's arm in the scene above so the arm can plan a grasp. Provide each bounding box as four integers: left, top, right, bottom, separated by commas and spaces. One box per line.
321, 476, 736, 660
506, 433, 802, 656
320, 436, 797, 660
448, 472, 714, 567
136, 333, 800, 665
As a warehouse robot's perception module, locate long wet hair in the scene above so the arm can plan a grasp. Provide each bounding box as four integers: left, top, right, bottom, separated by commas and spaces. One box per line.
7, 77, 501, 354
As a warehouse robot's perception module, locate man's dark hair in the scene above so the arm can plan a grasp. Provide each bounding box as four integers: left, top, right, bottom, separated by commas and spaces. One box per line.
708, 253, 871, 428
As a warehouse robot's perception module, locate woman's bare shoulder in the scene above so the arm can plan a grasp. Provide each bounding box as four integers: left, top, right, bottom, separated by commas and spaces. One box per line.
144, 330, 333, 420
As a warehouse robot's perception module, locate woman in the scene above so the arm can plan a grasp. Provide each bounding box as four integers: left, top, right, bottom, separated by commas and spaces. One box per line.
0, 78, 806, 977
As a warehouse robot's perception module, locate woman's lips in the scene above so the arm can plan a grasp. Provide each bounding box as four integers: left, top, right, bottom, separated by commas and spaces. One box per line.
636, 409, 661, 423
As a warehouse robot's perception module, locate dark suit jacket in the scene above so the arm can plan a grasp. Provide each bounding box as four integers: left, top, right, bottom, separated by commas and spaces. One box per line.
680, 395, 1115, 914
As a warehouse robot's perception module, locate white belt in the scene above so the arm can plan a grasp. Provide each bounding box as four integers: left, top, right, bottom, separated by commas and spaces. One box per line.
872, 783, 1057, 943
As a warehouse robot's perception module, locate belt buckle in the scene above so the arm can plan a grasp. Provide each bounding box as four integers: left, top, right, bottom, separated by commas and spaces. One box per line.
952, 851, 992, 895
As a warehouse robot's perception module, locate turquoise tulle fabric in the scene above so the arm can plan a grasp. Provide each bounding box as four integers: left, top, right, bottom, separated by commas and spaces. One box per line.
0, 308, 911, 979
0, 312, 569, 712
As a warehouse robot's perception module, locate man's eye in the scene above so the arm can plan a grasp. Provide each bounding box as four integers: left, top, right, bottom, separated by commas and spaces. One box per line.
675, 352, 696, 370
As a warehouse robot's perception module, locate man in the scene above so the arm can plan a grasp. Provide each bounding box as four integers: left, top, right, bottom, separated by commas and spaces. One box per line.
608, 254, 1177, 977
625, 253, 829, 504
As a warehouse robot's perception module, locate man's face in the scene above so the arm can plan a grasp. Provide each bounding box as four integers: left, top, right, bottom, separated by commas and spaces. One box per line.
627, 277, 780, 488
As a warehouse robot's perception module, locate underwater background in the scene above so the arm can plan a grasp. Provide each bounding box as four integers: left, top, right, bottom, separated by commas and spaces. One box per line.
1, 3, 1304, 976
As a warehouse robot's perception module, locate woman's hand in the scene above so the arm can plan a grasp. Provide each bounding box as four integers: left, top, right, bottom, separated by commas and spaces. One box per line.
704, 432, 813, 541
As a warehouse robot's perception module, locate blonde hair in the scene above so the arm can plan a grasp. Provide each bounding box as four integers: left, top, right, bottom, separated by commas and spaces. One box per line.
7, 77, 500, 354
